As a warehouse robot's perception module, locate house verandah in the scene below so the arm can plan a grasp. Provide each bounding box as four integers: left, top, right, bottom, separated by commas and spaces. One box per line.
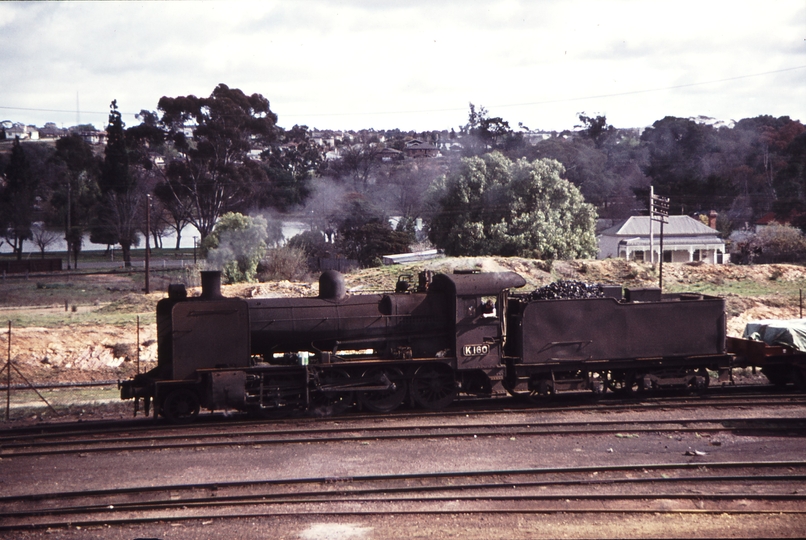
598, 216, 726, 264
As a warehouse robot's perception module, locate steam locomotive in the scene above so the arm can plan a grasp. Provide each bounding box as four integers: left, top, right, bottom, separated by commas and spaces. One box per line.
119, 270, 806, 422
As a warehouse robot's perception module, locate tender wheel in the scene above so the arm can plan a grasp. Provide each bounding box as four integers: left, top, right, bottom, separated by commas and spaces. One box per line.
162, 388, 200, 423
606, 371, 638, 395
503, 372, 536, 400
312, 368, 354, 415
761, 366, 790, 387
536, 378, 554, 396
411, 364, 456, 410
357, 367, 408, 413
696, 367, 710, 391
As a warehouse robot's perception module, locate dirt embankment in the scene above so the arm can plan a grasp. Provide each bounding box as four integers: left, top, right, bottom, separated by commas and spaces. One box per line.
1, 259, 804, 385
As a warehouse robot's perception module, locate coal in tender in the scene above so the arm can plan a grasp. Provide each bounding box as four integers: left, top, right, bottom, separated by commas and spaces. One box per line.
526, 280, 605, 301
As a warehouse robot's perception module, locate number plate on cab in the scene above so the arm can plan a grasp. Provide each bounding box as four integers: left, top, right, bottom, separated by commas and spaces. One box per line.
462, 344, 489, 356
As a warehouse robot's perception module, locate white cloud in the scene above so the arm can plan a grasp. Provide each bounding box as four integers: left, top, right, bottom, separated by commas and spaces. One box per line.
0, 0, 803, 131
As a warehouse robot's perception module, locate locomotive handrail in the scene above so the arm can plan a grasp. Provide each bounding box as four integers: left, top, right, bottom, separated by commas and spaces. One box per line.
537, 340, 593, 354
252, 313, 426, 322
187, 309, 240, 317
252, 313, 432, 332
546, 356, 594, 362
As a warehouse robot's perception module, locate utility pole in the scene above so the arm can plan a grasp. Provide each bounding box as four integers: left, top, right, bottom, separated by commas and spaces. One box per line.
145, 195, 151, 294
649, 186, 654, 264
651, 192, 670, 289
66, 179, 72, 270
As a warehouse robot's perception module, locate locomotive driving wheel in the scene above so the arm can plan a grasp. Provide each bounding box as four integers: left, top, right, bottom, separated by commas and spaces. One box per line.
162, 388, 200, 423
411, 364, 457, 410
357, 367, 408, 413
312, 368, 354, 415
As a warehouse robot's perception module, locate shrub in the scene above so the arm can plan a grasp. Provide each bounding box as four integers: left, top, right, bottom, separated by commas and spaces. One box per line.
749, 224, 806, 263
203, 212, 268, 283
257, 246, 309, 282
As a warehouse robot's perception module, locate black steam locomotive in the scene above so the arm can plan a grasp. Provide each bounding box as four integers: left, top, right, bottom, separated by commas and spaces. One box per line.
120, 270, 806, 422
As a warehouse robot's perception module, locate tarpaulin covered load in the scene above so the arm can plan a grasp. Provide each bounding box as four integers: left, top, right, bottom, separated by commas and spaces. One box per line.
743, 319, 806, 352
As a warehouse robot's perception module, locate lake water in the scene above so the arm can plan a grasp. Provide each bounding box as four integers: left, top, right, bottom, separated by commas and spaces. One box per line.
0, 222, 309, 255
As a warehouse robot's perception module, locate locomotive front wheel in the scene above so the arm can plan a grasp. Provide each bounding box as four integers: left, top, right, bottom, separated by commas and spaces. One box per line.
162, 389, 200, 423
357, 367, 408, 413
411, 364, 457, 410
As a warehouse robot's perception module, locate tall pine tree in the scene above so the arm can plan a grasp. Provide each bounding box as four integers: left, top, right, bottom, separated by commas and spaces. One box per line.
98, 100, 142, 267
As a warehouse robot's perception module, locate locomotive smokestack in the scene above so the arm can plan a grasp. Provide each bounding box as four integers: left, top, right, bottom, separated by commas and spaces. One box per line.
200, 271, 223, 299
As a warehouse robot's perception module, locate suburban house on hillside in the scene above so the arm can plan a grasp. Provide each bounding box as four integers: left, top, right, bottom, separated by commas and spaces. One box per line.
597, 215, 726, 264
377, 147, 404, 161
404, 140, 440, 158
754, 210, 801, 232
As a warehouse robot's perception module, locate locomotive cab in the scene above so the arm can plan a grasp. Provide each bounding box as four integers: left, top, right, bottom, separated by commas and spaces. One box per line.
429, 271, 527, 371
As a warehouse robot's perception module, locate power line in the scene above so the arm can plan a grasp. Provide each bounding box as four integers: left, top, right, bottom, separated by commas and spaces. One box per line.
285, 65, 806, 117
1, 65, 804, 121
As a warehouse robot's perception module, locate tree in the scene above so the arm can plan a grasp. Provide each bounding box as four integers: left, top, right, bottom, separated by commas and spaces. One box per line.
329, 143, 382, 189
95, 100, 143, 267
50, 134, 101, 268
640, 116, 740, 214
577, 113, 615, 148
772, 131, 806, 231
30, 223, 59, 258
0, 137, 38, 259
202, 212, 269, 283
372, 159, 443, 233
331, 195, 412, 267
287, 230, 330, 258
429, 152, 597, 259
462, 103, 523, 156
157, 84, 280, 240
527, 125, 647, 219
259, 124, 321, 210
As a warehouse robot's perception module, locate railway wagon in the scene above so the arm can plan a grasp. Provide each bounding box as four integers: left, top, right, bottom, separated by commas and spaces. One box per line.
121, 269, 754, 422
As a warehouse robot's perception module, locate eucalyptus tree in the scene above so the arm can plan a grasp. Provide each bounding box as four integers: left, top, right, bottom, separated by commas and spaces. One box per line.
51, 134, 101, 268
156, 84, 280, 240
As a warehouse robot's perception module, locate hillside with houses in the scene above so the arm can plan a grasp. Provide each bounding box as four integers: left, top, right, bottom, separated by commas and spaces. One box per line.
2, 90, 805, 274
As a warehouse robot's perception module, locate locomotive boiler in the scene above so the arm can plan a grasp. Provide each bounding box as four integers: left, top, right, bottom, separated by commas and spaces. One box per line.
120, 268, 804, 422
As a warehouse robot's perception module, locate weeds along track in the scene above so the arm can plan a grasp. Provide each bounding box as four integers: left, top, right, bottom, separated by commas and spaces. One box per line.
2, 461, 806, 531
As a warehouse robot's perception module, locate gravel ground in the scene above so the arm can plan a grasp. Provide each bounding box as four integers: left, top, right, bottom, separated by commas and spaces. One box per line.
2, 401, 806, 538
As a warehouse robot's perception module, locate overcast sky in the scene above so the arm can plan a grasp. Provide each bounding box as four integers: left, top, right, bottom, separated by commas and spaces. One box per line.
1, 1, 804, 133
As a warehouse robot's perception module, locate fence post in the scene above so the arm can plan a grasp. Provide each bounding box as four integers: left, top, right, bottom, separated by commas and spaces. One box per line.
5, 321, 10, 422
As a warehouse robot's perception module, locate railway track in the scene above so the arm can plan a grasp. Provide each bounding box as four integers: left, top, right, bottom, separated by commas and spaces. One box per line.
2, 385, 804, 438
2, 414, 804, 458
1, 461, 804, 531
